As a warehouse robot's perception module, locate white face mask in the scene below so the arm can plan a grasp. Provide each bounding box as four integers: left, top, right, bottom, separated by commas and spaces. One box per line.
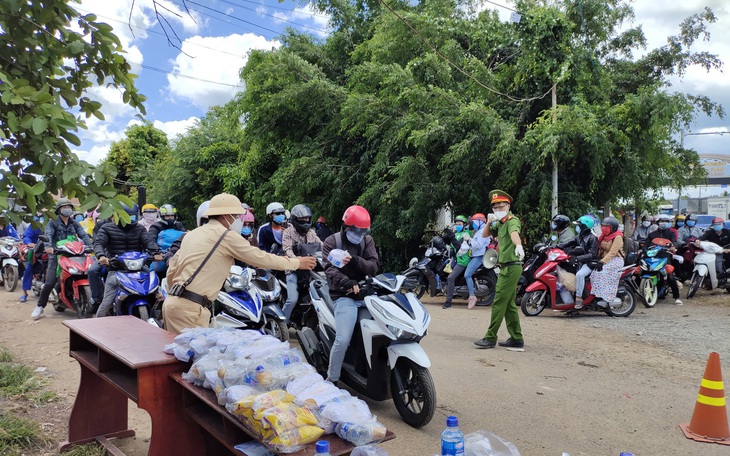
641, 221, 651, 228
493, 211, 508, 220
228, 215, 243, 233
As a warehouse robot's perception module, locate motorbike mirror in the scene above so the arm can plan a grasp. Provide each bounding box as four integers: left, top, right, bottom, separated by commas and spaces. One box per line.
409, 257, 418, 268
482, 249, 498, 269
38, 235, 50, 242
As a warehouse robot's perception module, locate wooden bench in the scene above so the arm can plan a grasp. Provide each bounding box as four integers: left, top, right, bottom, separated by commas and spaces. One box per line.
170, 372, 395, 455
60, 316, 205, 455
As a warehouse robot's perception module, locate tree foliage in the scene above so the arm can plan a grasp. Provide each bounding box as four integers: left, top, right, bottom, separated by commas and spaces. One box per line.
0, 0, 146, 224
143, 0, 723, 268
104, 123, 170, 196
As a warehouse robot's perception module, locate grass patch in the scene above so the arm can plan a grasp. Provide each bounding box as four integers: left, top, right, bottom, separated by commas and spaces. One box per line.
0, 413, 46, 454
62, 443, 109, 456
0, 347, 57, 406
0, 347, 13, 363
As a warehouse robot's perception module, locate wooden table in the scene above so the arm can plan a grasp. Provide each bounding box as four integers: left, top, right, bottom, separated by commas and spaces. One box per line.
60, 316, 205, 455
170, 372, 396, 455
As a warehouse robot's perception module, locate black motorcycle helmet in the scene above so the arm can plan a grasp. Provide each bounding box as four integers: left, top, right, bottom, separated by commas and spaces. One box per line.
551, 214, 570, 231
601, 216, 619, 233
290, 204, 313, 235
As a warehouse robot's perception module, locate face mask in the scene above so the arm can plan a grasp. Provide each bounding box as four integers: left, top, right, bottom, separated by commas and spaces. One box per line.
143, 213, 157, 222
641, 221, 650, 228
686, 220, 696, 227
493, 211, 507, 220
658, 222, 670, 230
273, 214, 286, 224
229, 215, 244, 233
676, 222, 684, 227
454, 225, 463, 233
129, 215, 137, 223
575, 225, 581, 234
712, 224, 723, 232
472, 220, 482, 230
60, 208, 73, 217
241, 226, 252, 236
601, 226, 611, 236
346, 230, 365, 245
551, 223, 557, 231
38, 217, 44, 223
75, 216, 84, 222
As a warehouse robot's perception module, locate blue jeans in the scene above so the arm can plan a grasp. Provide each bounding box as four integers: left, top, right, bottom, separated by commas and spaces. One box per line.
575, 264, 592, 299
282, 273, 299, 323
22, 260, 34, 292
464, 256, 483, 297
327, 297, 365, 382
87, 260, 105, 304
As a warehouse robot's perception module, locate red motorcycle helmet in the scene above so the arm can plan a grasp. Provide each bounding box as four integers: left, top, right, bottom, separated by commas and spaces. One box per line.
712, 217, 725, 224
470, 213, 487, 222
342, 205, 371, 236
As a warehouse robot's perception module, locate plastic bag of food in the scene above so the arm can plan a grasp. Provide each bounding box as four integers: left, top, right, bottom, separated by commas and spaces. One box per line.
184, 347, 226, 387
256, 362, 316, 391
335, 419, 387, 446
286, 372, 324, 396
294, 380, 350, 408
351, 444, 391, 456
464, 430, 521, 456
218, 384, 260, 407
266, 425, 324, 454
220, 359, 255, 387
556, 267, 576, 292
229, 336, 289, 360
256, 403, 320, 434
233, 441, 275, 456
320, 396, 373, 424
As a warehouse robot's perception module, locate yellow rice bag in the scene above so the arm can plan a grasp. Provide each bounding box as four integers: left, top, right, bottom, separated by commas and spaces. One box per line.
256, 403, 319, 434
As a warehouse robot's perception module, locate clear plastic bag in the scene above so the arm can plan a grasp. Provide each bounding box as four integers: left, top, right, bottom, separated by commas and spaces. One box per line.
464, 430, 521, 456
320, 396, 373, 424
294, 380, 350, 408
218, 384, 260, 407
335, 420, 387, 446
286, 372, 324, 396
351, 444, 391, 456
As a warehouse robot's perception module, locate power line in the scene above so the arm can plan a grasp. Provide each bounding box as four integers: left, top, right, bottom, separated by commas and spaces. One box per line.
128, 62, 243, 88
481, 0, 519, 14
216, 0, 328, 34
377, 0, 551, 103
232, 0, 330, 19
183, 0, 281, 35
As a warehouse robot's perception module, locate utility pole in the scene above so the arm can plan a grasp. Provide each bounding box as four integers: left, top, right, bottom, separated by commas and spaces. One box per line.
551, 83, 558, 217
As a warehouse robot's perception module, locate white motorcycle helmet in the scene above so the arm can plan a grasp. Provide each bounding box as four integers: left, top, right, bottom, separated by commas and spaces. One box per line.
266, 202, 285, 216
196, 200, 210, 227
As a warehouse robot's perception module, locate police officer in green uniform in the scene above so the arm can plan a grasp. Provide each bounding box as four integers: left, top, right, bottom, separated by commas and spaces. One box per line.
474, 190, 525, 349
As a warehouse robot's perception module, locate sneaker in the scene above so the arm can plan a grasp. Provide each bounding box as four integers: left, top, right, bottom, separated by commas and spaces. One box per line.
498, 338, 524, 348
31, 306, 43, 320
474, 338, 496, 349
674, 299, 683, 306
467, 296, 478, 310
442, 301, 452, 309
19, 295, 27, 303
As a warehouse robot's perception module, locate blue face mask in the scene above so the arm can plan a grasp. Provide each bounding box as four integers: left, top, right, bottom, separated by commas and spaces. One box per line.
686, 220, 696, 227
273, 214, 286, 224
658, 222, 670, 230
241, 227, 252, 236
472, 220, 482, 230
129, 215, 137, 223
676, 222, 684, 227
454, 225, 464, 233
75, 216, 84, 222
551, 223, 557, 231
575, 225, 581, 233
712, 224, 723, 232
346, 230, 365, 245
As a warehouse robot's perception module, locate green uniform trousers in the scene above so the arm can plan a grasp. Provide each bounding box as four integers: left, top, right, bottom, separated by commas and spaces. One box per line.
485, 264, 523, 342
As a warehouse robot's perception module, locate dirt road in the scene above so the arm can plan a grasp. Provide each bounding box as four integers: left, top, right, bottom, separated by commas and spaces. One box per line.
2, 288, 729, 456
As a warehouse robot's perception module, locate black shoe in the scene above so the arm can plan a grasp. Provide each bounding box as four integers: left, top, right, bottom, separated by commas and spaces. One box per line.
474, 338, 496, 349
442, 302, 452, 309
498, 338, 524, 348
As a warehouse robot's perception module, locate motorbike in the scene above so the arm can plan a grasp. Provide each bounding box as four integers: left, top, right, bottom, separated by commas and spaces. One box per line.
515, 242, 549, 304
686, 241, 730, 298
211, 265, 289, 341
276, 248, 326, 331
402, 235, 496, 304
520, 246, 640, 317
297, 273, 436, 428
0, 236, 20, 292
634, 238, 674, 308
39, 235, 94, 318
108, 252, 162, 324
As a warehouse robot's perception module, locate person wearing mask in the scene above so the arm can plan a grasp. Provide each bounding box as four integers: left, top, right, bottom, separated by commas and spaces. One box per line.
441, 215, 472, 309
323, 205, 380, 382
162, 194, 316, 334
241, 210, 257, 247
31, 198, 92, 320
646, 214, 683, 305
557, 215, 599, 309
140, 204, 158, 232
587, 217, 625, 307
678, 215, 703, 243
316, 216, 334, 241
695, 217, 730, 279
475, 190, 524, 349
465, 213, 491, 309
149, 204, 186, 253
93, 204, 163, 317
548, 214, 575, 247
281, 204, 322, 323
632, 215, 656, 245
258, 202, 287, 253
72, 211, 85, 224
20, 213, 44, 303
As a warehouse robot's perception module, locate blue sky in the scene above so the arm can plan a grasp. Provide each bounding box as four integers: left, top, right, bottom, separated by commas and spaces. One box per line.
72, 0, 729, 197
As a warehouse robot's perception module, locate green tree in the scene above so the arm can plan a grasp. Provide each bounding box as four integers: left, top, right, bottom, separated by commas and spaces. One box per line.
0, 0, 146, 224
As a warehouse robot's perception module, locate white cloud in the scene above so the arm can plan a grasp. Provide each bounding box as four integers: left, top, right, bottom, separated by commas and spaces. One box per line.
153, 117, 199, 140
73, 144, 112, 165
166, 33, 281, 110
256, 6, 267, 16
269, 3, 331, 37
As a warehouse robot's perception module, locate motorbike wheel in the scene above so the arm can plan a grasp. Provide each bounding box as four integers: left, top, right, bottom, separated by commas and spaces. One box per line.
132, 306, 150, 321
639, 278, 657, 308
520, 291, 547, 316
53, 302, 66, 312
411, 277, 428, 300
264, 318, 289, 342
3, 265, 18, 292
32, 286, 40, 297
687, 273, 703, 299
76, 286, 93, 319
606, 287, 636, 317
475, 277, 496, 306
390, 358, 436, 428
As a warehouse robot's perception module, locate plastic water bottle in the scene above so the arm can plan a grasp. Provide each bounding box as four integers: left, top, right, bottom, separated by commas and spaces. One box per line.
315, 440, 331, 455
441, 416, 464, 456
336, 422, 377, 446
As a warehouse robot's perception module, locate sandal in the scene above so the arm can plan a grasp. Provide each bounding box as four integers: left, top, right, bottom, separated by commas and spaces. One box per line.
19, 295, 27, 303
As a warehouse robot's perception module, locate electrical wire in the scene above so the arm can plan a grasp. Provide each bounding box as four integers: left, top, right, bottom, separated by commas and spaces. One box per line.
481, 0, 519, 14
215, 0, 329, 34
183, 0, 281, 35
377, 0, 551, 103
128, 62, 244, 88
231, 0, 330, 19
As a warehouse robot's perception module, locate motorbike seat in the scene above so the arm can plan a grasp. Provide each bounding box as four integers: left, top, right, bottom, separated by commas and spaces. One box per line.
357, 306, 372, 321
311, 278, 336, 314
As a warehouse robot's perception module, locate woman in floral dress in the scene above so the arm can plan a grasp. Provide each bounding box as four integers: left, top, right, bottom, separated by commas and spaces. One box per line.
590, 216, 624, 303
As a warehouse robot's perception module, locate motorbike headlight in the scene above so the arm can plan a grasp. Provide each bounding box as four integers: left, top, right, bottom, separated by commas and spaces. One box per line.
387, 325, 404, 339
123, 258, 145, 271
228, 274, 248, 290
409, 257, 418, 268
547, 252, 560, 261
68, 267, 79, 275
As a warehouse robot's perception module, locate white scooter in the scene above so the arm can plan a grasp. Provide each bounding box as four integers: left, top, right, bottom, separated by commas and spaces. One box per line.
297, 273, 436, 428
0, 237, 20, 292
686, 241, 730, 298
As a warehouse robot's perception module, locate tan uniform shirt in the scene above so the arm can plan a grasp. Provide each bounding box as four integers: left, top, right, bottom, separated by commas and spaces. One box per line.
167, 219, 301, 302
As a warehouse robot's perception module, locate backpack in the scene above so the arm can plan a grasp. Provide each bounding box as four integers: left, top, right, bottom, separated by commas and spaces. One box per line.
157, 229, 186, 252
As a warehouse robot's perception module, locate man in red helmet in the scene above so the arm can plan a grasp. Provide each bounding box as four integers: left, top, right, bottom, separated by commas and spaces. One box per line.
321, 205, 380, 383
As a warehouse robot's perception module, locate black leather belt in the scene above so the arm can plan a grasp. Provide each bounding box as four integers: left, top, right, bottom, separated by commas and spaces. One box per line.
179, 289, 213, 309
498, 261, 523, 267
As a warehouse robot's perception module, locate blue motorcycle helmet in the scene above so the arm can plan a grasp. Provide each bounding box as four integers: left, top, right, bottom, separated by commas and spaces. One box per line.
121, 202, 139, 223
573, 215, 595, 233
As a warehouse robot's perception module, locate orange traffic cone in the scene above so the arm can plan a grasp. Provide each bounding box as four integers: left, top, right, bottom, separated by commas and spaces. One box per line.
680, 352, 730, 445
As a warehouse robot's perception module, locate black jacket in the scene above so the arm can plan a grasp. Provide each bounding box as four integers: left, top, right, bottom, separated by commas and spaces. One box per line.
93, 221, 160, 264
148, 220, 186, 243
646, 228, 679, 249
699, 228, 730, 247
558, 230, 599, 264
323, 232, 380, 300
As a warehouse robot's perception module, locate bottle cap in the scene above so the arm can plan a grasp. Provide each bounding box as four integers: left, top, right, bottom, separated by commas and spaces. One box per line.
446, 415, 458, 427
316, 440, 330, 453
